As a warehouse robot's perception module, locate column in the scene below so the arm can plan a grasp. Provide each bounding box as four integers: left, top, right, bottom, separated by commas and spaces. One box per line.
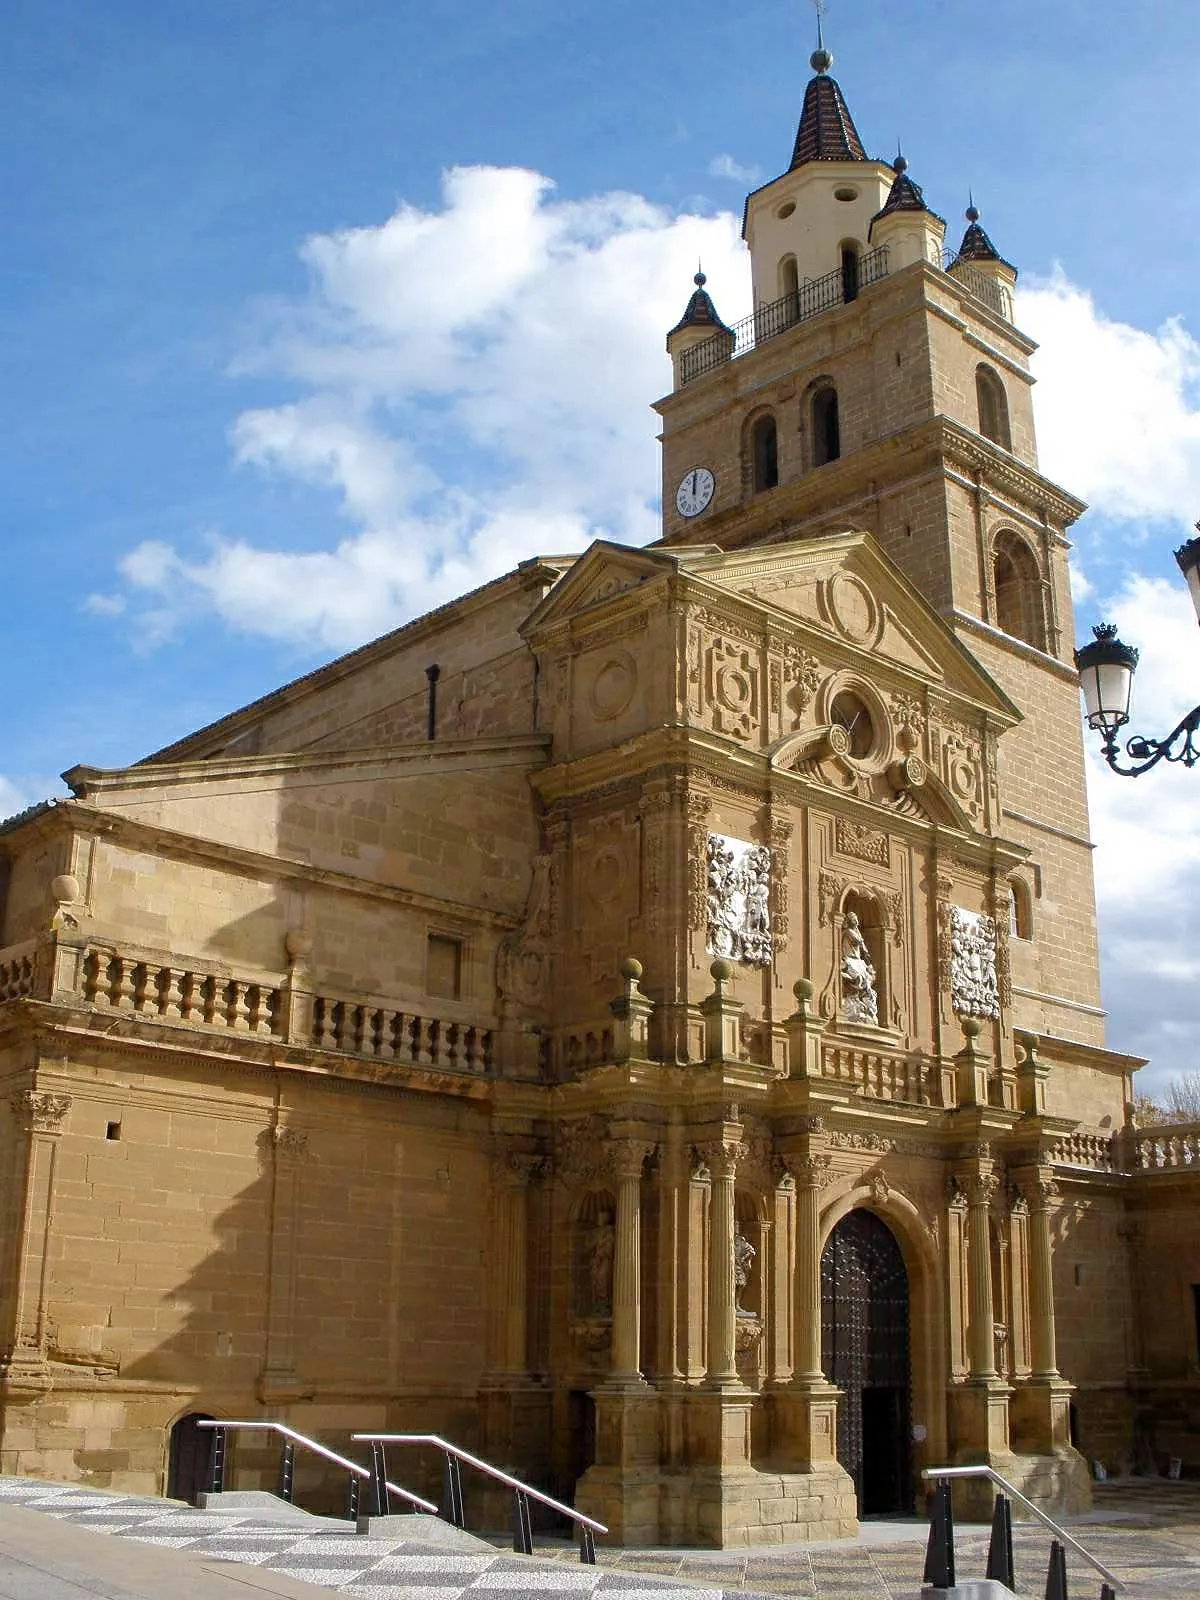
1027, 1175, 1060, 1379
260, 1123, 310, 1399
705, 1140, 741, 1384
966, 1171, 999, 1379
769, 1173, 794, 1384
490, 1151, 538, 1377
5, 1088, 72, 1383
611, 1142, 651, 1381
792, 1153, 830, 1380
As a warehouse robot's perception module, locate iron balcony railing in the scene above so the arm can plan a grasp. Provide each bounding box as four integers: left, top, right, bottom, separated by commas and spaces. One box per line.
942, 246, 1013, 320
679, 245, 890, 385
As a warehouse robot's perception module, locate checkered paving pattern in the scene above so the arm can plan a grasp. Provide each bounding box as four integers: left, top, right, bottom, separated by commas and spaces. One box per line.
1, 1476, 1199, 1599
0, 1478, 771, 1599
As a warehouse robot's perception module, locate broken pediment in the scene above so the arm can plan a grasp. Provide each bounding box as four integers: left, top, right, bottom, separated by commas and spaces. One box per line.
520, 541, 669, 637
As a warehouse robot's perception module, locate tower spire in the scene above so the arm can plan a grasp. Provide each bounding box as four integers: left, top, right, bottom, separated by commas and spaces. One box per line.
790, 5, 867, 168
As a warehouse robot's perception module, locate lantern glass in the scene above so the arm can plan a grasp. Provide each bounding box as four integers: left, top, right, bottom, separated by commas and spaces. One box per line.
1074, 624, 1139, 735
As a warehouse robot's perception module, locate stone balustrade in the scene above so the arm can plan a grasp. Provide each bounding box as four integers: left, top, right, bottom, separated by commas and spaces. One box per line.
1123, 1122, 1200, 1171
310, 994, 492, 1074
1048, 1130, 1116, 1172
820, 1040, 941, 1106
0, 940, 39, 1002
82, 948, 281, 1036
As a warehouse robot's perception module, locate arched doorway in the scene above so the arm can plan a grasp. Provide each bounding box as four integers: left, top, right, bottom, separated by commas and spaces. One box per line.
167, 1412, 215, 1504
821, 1209, 912, 1515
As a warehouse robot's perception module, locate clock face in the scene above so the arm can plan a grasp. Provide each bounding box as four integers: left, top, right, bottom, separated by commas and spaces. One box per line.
675, 467, 715, 518
829, 690, 876, 759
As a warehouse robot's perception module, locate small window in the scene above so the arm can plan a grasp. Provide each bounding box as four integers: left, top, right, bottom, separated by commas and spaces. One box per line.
840, 243, 861, 303
811, 384, 840, 467
976, 364, 1012, 450
427, 934, 463, 1001
778, 254, 799, 313
106, 1121, 122, 1141
751, 413, 779, 492
1009, 879, 1033, 941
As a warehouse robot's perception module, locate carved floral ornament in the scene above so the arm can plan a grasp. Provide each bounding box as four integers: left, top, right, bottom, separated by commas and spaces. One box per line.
10, 1090, 71, 1134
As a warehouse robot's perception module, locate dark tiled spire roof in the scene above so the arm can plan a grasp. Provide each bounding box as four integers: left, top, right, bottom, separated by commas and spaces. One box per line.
789, 67, 869, 168
873, 156, 928, 218
668, 271, 733, 338
952, 203, 1016, 273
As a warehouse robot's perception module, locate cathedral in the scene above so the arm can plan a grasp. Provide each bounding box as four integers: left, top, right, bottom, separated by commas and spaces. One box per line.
1, 39, 1198, 1549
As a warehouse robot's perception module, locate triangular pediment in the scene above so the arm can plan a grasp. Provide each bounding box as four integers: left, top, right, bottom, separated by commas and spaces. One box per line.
679, 531, 1018, 720
520, 541, 679, 635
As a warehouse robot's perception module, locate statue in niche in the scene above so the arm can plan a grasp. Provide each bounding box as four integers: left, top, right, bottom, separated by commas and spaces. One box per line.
840, 911, 879, 1025
733, 1232, 756, 1316
589, 1211, 615, 1314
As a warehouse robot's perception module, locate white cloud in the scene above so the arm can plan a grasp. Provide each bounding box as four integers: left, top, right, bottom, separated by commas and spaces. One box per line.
708, 153, 762, 185
1081, 573, 1200, 1092
1021, 270, 1200, 530
0, 777, 28, 820
117, 165, 748, 651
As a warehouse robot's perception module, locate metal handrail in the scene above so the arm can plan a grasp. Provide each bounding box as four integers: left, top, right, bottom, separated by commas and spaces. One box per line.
922, 1465, 1123, 1591
196, 1420, 437, 1513
354, 1432, 607, 1560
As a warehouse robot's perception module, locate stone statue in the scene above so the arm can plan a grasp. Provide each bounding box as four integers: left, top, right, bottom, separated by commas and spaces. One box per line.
733, 1231, 756, 1315
589, 1212, 614, 1313
840, 911, 878, 1024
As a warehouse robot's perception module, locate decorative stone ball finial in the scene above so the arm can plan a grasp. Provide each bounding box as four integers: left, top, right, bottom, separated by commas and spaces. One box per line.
51, 874, 80, 907
710, 958, 734, 988
960, 1016, 984, 1042
793, 977, 815, 1008
619, 956, 643, 983
285, 930, 313, 966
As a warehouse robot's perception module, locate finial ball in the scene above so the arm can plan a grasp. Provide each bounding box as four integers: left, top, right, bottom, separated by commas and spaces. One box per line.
793, 977, 815, 1004
893, 154, 908, 174
694, 270, 707, 288
710, 958, 734, 984
961, 1016, 984, 1040
619, 956, 643, 982
810, 46, 833, 73
966, 203, 980, 223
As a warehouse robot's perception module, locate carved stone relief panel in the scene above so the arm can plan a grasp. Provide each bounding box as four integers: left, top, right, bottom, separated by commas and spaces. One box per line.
835, 817, 890, 867
930, 714, 984, 824
706, 833, 773, 966
706, 635, 761, 742
949, 906, 1001, 1020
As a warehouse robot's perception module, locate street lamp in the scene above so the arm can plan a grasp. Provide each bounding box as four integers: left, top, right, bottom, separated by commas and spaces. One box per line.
1074, 527, 1200, 777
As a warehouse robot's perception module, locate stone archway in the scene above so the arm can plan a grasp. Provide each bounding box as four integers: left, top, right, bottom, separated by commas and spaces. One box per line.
166, 1411, 215, 1504
820, 1209, 913, 1515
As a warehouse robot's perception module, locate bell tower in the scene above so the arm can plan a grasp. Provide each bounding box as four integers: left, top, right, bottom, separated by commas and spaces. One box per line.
656, 39, 1104, 1060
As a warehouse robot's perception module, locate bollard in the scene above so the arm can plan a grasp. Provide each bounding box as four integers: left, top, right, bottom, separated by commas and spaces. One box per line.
922, 1479, 956, 1590
985, 1491, 1015, 1589
1045, 1538, 1069, 1600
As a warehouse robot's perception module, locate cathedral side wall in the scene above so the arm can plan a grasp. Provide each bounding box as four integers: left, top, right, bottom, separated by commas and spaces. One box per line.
0, 1054, 491, 1491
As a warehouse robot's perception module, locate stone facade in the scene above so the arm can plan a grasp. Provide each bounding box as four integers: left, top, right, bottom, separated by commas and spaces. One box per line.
0, 51, 1196, 1547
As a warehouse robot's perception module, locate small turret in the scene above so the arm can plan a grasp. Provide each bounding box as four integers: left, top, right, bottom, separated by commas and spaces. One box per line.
867, 153, 945, 270
666, 271, 734, 390
946, 199, 1017, 321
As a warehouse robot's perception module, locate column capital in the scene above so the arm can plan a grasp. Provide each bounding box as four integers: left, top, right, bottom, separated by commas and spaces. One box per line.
612, 1139, 655, 1182
695, 1133, 745, 1181
785, 1152, 834, 1191
490, 1146, 547, 1190
10, 1089, 71, 1136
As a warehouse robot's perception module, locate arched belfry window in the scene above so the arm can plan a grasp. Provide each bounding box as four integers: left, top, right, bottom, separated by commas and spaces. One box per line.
811, 383, 840, 468
976, 364, 1012, 450
750, 412, 779, 492
779, 254, 799, 315
1009, 878, 1033, 942
840, 241, 861, 303
992, 531, 1046, 650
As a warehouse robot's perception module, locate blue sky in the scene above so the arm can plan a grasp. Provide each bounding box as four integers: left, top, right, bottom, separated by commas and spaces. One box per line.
3, 1, 1200, 1091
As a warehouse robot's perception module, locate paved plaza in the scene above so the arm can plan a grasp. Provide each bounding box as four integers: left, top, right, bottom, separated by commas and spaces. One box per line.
0, 1477, 1198, 1598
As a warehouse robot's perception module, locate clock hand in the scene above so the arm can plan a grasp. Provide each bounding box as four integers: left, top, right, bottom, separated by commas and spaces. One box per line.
690, 471, 697, 497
